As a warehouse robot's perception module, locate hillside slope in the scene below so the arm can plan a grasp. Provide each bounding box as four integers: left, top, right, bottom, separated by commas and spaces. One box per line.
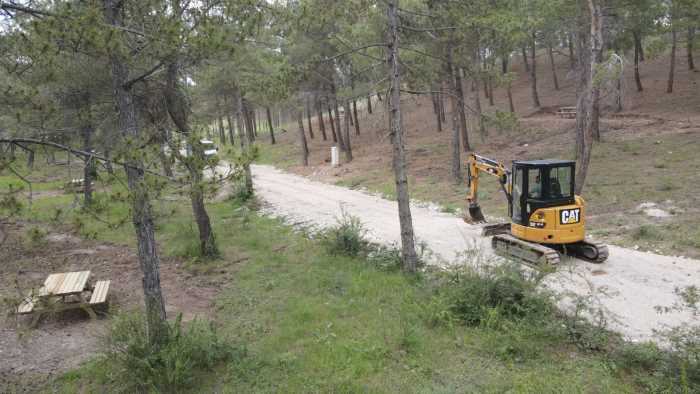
257, 47, 700, 258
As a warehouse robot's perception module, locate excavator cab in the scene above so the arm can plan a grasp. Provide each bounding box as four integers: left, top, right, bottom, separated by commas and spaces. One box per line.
509, 160, 576, 227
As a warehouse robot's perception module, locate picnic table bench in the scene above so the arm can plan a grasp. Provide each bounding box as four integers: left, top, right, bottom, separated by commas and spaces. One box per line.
557, 106, 577, 119
16, 270, 110, 327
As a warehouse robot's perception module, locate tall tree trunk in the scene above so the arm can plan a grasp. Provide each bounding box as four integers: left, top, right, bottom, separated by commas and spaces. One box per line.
633, 31, 643, 91
327, 102, 338, 143
81, 124, 94, 207
237, 97, 253, 195
688, 27, 695, 70
432, 87, 443, 132
439, 83, 446, 121
575, 0, 602, 194
530, 33, 541, 107
503, 58, 515, 113
454, 67, 470, 152
352, 100, 360, 136
668, 27, 677, 93
447, 44, 462, 182
387, 0, 418, 272
472, 75, 486, 140
226, 114, 235, 146
333, 94, 347, 152
548, 45, 560, 90
165, 61, 218, 258
218, 116, 226, 145
297, 110, 309, 166
306, 97, 315, 139
103, 0, 166, 345
158, 127, 173, 177
343, 100, 353, 161
568, 32, 576, 69
521, 46, 530, 72
266, 107, 276, 144
367, 95, 373, 114
316, 97, 328, 141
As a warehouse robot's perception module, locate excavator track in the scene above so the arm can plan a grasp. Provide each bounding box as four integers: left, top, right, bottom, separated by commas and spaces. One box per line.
492, 234, 561, 266
567, 241, 609, 263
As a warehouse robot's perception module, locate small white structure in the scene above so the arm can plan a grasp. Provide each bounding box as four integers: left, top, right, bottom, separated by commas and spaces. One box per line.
331, 146, 339, 167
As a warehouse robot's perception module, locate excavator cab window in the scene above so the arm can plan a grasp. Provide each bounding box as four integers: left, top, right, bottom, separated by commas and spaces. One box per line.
511, 161, 576, 226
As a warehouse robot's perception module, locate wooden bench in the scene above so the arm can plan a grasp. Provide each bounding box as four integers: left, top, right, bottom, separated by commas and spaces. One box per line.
557, 106, 577, 119
89, 280, 110, 305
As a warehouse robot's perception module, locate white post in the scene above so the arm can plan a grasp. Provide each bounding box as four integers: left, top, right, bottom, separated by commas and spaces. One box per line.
331, 146, 339, 167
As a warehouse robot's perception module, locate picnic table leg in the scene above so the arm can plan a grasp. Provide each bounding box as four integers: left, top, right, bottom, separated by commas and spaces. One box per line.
30, 311, 42, 328
81, 305, 97, 319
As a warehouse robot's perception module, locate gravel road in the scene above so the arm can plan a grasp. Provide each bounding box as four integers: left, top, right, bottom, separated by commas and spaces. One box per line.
250, 164, 699, 343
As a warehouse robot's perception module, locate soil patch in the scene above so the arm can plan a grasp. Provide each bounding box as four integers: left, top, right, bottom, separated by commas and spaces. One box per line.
0, 221, 224, 390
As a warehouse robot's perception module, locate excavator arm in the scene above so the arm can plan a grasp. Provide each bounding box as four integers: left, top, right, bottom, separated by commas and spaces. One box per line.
465, 153, 511, 223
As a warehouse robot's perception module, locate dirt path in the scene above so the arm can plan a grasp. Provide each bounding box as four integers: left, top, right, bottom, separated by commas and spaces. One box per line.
250, 164, 700, 343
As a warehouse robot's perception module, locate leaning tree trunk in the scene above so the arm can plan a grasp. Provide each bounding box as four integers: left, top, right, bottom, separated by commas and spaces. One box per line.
667, 27, 677, 93
548, 45, 560, 90
266, 107, 276, 144
387, 0, 418, 272
316, 98, 328, 141
343, 100, 353, 162
165, 61, 218, 258
297, 110, 309, 166
633, 31, 643, 91
81, 124, 95, 207
530, 33, 541, 108
103, 0, 166, 345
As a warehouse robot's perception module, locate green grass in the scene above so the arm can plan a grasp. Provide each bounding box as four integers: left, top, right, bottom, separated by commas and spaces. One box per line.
48, 200, 666, 393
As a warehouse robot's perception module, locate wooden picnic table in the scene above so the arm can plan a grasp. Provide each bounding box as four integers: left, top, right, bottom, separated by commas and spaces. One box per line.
17, 270, 110, 327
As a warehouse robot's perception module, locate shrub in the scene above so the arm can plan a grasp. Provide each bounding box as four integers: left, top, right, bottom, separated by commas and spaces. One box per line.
321, 210, 370, 257
632, 224, 663, 241
102, 312, 237, 392
445, 264, 554, 327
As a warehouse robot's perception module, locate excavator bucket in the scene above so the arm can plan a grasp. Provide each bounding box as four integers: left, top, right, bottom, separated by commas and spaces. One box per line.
465, 204, 486, 223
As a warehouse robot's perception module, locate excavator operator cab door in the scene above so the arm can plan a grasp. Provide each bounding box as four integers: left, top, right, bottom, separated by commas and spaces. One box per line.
509, 160, 576, 226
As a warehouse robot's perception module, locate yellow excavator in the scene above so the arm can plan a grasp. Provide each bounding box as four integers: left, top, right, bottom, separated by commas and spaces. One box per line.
465, 153, 608, 265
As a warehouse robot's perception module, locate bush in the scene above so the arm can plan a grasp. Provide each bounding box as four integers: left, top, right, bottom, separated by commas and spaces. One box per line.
444, 264, 554, 327
321, 210, 370, 257
102, 312, 237, 392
